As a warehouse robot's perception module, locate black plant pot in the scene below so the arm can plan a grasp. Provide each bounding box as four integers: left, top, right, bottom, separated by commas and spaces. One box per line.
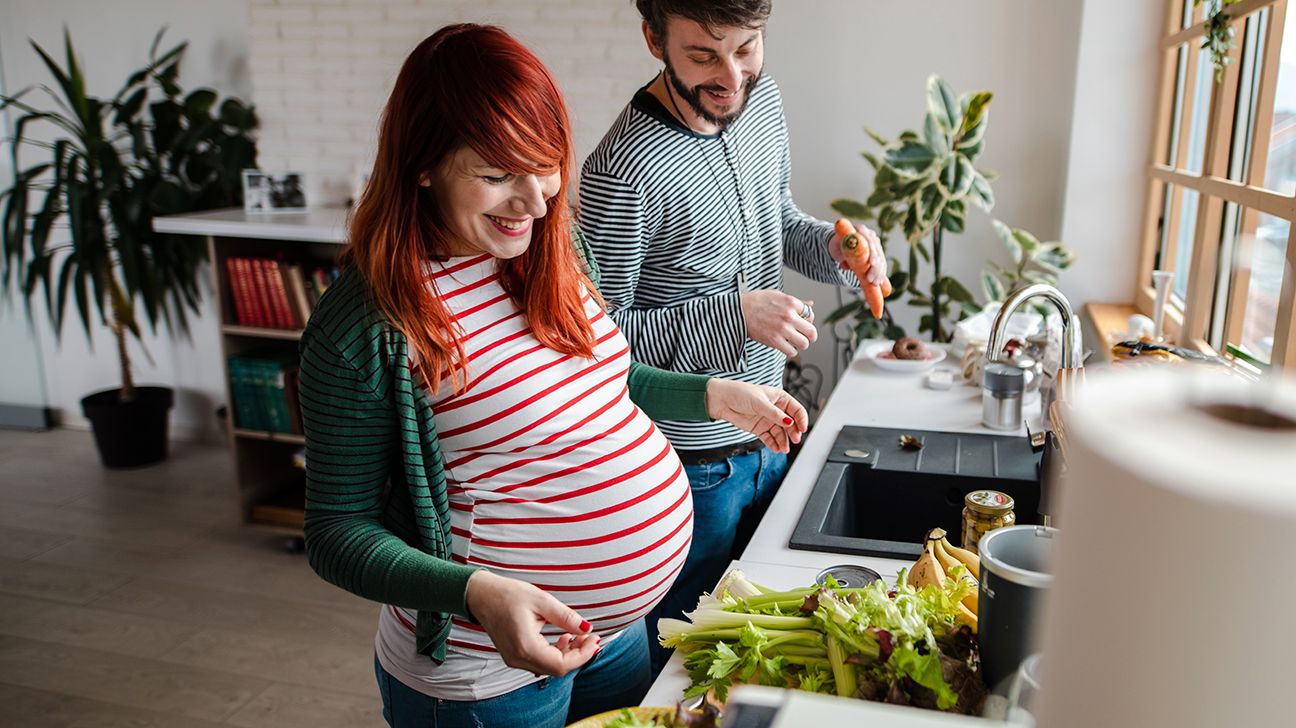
80, 386, 174, 468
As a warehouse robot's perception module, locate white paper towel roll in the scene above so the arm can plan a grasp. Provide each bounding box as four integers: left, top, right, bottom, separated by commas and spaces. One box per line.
1035, 369, 1296, 727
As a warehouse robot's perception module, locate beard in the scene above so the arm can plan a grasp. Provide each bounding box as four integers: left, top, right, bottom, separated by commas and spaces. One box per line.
663, 56, 760, 131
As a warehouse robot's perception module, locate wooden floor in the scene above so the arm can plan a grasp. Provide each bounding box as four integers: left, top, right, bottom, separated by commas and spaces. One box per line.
0, 427, 384, 727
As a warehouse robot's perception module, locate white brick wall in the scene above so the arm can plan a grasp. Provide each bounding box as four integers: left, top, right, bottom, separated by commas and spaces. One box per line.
247, 0, 658, 206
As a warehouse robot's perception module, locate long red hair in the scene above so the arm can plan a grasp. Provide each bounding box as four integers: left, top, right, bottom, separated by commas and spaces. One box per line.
344, 24, 596, 394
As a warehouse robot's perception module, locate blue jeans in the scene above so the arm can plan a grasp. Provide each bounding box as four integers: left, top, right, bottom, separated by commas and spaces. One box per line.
374, 619, 652, 728
645, 447, 788, 674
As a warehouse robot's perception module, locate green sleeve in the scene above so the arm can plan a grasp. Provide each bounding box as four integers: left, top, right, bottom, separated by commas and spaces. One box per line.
298, 321, 477, 618
627, 361, 711, 421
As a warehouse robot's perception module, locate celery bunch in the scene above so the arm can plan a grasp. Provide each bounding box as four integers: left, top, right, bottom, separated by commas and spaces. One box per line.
657, 569, 978, 711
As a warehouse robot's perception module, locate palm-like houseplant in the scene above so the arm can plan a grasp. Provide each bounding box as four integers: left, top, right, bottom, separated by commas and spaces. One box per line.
1, 29, 257, 466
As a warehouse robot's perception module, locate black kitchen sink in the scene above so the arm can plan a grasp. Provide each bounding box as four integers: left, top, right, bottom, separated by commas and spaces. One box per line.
789, 425, 1043, 560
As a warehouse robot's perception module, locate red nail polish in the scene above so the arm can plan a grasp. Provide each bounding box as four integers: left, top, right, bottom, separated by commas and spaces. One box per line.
579, 619, 592, 632
783, 417, 793, 425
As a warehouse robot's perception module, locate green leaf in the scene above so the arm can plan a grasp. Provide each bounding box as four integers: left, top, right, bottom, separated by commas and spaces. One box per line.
942, 275, 976, 304
916, 182, 945, 230
866, 186, 894, 208
1035, 241, 1076, 271
830, 199, 872, 220
1012, 228, 1041, 258
925, 75, 959, 132
864, 127, 890, 147
860, 151, 881, 171
991, 219, 1020, 264
950, 155, 975, 198
824, 299, 864, 324
982, 271, 1006, 302
923, 112, 948, 156
183, 88, 217, 118
885, 269, 909, 300
955, 91, 992, 146
884, 140, 938, 176
970, 169, 995, 212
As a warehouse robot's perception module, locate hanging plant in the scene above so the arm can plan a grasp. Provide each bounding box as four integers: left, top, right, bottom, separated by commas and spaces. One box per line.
1197, 0, 1243, 81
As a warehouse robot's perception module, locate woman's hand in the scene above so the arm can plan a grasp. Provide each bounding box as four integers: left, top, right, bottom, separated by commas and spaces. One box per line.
705, 378, 809, 453
465, 570, 599, 676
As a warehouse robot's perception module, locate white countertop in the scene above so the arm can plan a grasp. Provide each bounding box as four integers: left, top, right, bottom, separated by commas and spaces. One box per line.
643, 342, 1039, 716
153, 206, 348, 243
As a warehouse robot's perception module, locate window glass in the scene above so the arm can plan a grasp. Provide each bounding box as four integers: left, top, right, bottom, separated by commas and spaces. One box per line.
1226, 207, 1287, 363
1262, 6, 1296, 193
1173, 187, 1201, 303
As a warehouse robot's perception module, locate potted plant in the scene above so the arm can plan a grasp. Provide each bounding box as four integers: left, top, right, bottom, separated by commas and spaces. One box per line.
1, 29, 257, 467
829, 75, 1073, 345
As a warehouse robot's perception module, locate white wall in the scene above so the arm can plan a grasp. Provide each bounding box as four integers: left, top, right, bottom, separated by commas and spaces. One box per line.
769, 1, 1084, 384
0, 0, 1156, 438
0, 0, 251, 440
1059, 0, 1164, 306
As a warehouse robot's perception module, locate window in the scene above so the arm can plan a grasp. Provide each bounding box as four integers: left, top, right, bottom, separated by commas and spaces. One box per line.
1142, 0, 1296, 367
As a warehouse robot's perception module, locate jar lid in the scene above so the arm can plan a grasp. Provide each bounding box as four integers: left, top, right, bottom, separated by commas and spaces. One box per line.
965, 489, 1015, 514
983, 363, 1025, 395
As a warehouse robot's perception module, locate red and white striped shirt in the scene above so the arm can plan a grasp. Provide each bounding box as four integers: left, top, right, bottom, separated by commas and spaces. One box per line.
375, 254, 692, 700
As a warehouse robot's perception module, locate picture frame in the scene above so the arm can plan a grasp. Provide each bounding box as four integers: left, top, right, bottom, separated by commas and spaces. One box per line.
242, 170, 308, 213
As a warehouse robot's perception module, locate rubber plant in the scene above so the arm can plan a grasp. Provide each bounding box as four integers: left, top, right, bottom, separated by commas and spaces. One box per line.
0, 28, 258, 403
829, 75, 1076, 346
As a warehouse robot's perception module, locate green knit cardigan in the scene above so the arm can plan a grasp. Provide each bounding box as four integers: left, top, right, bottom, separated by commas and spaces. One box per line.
298, 231, 710, 663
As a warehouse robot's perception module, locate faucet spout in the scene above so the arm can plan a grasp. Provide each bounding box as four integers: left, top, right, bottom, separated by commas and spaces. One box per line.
986, 283, 1082, 370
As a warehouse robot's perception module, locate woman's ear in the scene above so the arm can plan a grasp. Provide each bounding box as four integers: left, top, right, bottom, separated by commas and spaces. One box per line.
418, 173, 432, 187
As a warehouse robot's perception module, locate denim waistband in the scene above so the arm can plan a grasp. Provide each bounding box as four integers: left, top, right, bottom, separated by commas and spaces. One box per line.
674, 438, 765, 466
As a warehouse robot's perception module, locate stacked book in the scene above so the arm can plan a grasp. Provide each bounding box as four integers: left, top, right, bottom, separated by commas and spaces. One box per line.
224, 257, 339, 329
228, 350, 302, 434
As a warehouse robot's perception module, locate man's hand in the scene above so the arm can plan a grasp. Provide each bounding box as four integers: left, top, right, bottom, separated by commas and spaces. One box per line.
829, 222, 888, 286
740, 289, 817, 357
705, 378, 809, 453
465, 570, 599, 677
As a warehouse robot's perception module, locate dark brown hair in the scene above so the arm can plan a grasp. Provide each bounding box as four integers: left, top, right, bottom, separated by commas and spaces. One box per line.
344, 24, 596, 394
634, 0, 772, 42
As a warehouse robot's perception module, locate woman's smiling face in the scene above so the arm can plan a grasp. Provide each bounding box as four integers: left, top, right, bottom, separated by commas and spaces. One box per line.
428, 145, 561, 259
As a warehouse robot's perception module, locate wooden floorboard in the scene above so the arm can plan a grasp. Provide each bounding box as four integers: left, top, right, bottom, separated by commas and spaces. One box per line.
0, 428, 385, 726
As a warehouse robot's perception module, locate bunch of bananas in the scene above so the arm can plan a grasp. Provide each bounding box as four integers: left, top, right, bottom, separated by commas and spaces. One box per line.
906, 528, 982, 632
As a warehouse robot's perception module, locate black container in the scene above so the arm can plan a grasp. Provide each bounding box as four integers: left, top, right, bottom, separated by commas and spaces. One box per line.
977, 525, 1057, 688
789, 425, 1043, 560
80, 386, 174, 468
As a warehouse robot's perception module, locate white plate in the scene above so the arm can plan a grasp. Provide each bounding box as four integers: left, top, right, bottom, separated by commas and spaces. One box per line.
864, 341, 947, 373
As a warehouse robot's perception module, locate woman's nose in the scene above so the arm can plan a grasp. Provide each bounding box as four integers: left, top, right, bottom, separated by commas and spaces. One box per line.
512, 175, 548, 217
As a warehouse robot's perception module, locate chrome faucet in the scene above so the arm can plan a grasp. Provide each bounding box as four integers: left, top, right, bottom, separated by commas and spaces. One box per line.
986, 283, 1082, 371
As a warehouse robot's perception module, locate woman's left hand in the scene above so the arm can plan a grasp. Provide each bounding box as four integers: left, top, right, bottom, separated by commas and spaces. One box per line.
705, 379, 809, 453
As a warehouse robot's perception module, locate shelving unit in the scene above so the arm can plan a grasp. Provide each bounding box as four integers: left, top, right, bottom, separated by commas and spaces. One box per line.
156, 207, 348, 542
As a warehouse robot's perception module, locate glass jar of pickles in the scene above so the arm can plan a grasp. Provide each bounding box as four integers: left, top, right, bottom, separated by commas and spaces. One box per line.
963, 490, 1016, 555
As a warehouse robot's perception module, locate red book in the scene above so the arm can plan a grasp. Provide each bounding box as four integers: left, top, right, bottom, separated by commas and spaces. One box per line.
225, 257, 249, 325
235, 257, 265, 327
248, 257, 275, 328
262, 259, 295, 329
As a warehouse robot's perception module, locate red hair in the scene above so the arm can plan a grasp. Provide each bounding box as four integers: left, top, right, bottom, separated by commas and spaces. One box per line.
344, 24, 597, 394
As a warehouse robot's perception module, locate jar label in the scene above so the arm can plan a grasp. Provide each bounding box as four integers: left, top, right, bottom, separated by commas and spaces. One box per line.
968, 490, 1011, 509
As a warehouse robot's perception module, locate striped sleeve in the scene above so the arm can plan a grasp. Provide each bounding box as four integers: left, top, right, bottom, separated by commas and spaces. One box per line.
579, 170, 748, 373
298, 309, 476, 617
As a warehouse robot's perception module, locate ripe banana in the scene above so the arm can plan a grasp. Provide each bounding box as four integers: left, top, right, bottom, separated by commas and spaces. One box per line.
955, 602, 979, 633
940, 537, 981, 580
906, 539, 945, 589
934, 538, 979, 613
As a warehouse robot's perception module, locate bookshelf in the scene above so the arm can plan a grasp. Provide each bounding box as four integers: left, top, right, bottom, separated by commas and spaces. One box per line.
155, 208, 348, 546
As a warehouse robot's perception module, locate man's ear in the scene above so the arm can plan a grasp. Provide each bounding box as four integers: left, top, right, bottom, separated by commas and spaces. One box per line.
642, 21, 664, 62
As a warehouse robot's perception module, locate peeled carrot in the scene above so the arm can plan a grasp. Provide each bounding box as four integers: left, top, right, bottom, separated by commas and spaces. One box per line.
835, 218, 887, 319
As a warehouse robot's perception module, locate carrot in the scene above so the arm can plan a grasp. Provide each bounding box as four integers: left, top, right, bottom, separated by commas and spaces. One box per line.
835, 218, 887, 319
